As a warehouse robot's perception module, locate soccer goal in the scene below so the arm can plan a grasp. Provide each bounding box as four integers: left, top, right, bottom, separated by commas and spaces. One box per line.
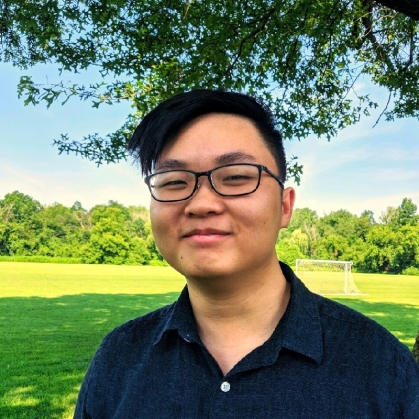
295, 259, 366, 296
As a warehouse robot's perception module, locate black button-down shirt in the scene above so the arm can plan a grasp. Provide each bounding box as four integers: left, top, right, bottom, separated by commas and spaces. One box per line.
74, 262, 419, 418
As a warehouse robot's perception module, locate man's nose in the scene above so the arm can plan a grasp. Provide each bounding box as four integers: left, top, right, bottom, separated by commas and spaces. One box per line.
184, 176, 224, 216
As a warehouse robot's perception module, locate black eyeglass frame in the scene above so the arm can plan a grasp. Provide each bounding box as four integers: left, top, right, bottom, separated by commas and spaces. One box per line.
144, 163, 284, 202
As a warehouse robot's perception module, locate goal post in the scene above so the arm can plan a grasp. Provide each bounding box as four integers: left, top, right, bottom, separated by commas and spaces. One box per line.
295, 259, 366, 296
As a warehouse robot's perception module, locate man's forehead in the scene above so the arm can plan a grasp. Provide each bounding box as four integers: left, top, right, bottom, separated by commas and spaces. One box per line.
152, 112, 278, 174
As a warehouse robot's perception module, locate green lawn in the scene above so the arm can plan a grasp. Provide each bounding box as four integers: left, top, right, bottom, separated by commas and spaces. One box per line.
0, 262, 418, 418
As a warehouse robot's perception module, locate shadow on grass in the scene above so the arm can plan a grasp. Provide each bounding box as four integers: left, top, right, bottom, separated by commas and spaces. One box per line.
1, 294, 418, 418
0, 292, 180, 419
333, 297, 419, 349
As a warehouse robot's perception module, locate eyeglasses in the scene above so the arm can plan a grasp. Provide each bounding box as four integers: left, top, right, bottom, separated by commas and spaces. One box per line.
144, 163, 284, 202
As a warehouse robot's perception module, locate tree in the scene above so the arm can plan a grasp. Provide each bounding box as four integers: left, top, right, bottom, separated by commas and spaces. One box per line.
82, 204, 132, 264
284, 208, 318, 235
316, 234, 349, 260
126, 205, 150, 238
32, 203, 89, 257
1, 1, 419, 181
376, 0, 419, 20
0, 190, 42, 222
317, 209, 358, 239
393, 226, 419, 272
363, 223, 419, 273
81, 202, 154, 264
397, 197, 419, 227
0, 191, 42, 255
380, 197, 419, 229
275, 239, 305, 267
355, 210, 375, 240
279, 207, 319, 256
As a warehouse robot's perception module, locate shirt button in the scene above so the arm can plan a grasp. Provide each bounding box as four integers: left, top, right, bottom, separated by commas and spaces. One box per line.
220, 381, 230, 392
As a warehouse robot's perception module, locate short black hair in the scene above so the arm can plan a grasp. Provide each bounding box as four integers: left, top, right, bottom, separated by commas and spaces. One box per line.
127, 89, 287, 181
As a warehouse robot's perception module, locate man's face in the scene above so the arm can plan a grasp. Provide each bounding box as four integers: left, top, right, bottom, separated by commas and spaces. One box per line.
150, 113, 295, 282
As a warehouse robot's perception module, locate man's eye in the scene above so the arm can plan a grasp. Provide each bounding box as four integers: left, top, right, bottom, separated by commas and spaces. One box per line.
222, 175, 252, 184
157, 180, 189, 190
226, 175, 250, 180
225, 175, 249, 180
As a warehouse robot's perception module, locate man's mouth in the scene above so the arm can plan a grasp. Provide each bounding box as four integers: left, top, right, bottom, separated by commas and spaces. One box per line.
183, 228, 230, 238
182, 228, 231, 244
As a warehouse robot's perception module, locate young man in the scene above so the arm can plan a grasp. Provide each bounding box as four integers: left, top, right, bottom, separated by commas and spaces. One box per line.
74, 90, 419, 418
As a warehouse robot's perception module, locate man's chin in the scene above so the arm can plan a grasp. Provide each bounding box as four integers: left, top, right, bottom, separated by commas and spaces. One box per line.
176, 262, 234, 283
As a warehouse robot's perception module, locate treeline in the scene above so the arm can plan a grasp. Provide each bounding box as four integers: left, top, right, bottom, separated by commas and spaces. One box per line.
0, 191, 164, 266
1, 191, 419, 274
276, 198, 419, 275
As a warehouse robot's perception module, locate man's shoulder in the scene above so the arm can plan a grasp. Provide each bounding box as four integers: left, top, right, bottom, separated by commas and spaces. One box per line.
282, 261, 416, 365
315, 293, 391, 335
314, 293, 417, 364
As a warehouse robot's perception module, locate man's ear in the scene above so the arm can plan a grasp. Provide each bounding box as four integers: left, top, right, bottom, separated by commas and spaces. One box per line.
280, 187, 296, 229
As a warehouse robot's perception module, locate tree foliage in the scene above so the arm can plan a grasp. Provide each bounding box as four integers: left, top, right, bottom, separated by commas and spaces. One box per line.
1, 1, 419, 182
0, 191, 163, 264
1, 191, 418, 273
277, 199, 419, 274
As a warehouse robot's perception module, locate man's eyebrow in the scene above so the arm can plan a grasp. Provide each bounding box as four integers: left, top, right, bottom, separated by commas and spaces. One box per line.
155, 152, 257, 172
155, 159, 188, 171
215, 152, 257, 165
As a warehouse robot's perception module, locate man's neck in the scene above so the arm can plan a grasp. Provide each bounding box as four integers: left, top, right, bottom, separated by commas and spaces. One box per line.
186, 261, 290, 376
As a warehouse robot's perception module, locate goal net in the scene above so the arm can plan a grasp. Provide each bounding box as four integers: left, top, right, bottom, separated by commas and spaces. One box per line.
295, 259, 365, 296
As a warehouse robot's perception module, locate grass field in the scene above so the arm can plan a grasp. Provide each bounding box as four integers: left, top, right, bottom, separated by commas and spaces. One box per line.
1, 262, 418, 419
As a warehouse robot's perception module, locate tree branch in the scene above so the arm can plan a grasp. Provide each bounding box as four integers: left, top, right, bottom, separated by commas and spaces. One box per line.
281, 5, 311, 84
373, 90, 392, 127
404, 21, 416, 68
361, 0, 396, 72
225, 8, 275, 77
376, 0, 419, 21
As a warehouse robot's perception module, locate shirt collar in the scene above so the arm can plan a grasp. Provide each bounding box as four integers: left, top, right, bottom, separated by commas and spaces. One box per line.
153, 286, 202, 346
154, 262, 323, 365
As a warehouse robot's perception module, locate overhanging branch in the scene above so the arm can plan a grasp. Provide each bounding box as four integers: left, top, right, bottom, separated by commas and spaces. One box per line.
361, 0, 396, 72
376, 0, 419, 21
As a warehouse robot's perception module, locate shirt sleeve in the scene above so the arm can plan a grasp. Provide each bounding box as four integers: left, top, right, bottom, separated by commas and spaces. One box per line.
73, 358, 94, 419
72, 328, 121, 419
73, 333, 109, 419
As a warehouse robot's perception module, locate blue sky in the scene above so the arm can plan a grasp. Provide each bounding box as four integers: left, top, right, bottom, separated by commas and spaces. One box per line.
1, 62, 418, 220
